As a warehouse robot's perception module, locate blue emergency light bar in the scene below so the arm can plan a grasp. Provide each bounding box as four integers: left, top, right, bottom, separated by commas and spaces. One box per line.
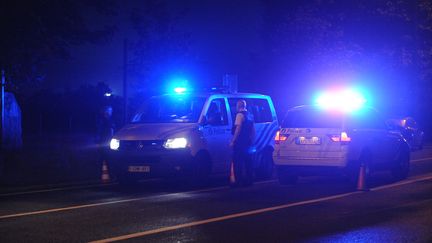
174, 87, 187, 93
315, 89, 366, 112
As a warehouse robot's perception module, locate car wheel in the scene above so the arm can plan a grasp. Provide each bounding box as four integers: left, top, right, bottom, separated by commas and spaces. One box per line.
391, 149, 410, 180
255, 148, 274, 180
277, 166, 298, 185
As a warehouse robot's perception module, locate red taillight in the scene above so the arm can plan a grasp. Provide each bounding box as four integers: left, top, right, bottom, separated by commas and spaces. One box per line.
328, 132, 351, 143
275, 130, 288, 144
340, 131, 351, 142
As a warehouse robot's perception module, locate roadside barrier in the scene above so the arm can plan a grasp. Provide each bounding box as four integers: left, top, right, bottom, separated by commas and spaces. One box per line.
356, 163, 369, 191
229, 161, 236, 185
101, 161, 110, 183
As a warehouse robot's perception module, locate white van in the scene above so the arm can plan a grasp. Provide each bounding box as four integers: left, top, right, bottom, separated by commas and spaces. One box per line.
109, 90, 278, 183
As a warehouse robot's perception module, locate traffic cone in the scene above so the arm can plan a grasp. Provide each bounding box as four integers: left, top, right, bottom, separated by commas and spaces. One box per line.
101, 160, 110, 183
356, 163, 369, 191
229, 161, 236, 185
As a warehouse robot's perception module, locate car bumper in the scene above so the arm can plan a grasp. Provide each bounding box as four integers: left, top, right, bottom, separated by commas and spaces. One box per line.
273, 155, 348, 167
109, 148, 194, 178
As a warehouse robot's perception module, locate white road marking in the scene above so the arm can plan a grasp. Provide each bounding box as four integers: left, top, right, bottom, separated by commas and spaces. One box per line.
411, 157, 432, 163
88, 173, 432, 243
0, 182, 118, 197
0, 180, 276, 220
2, 156, 431, 197
370, 173, 432, 191
1, 156, 431, 220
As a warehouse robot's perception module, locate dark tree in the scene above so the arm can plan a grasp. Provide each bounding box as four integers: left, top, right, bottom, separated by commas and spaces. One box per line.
0, 0, 117, 94
261, 0, 432, 115
127, 0, 191, 94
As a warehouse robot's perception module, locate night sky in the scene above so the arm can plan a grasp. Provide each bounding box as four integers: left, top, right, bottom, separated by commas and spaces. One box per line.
45, 1, 264, 95
2, 0, 431, 125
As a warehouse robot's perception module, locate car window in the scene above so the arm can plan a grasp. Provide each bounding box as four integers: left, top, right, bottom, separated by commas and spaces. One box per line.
131, 96, 205, 123
206, 98, 228, 126
228, 98, 272, 123
282, 109, 343, 128
346, 109, 387, 129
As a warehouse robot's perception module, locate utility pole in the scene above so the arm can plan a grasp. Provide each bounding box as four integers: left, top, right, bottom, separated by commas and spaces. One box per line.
123, 38, 128, 124
1, 70, 5, 148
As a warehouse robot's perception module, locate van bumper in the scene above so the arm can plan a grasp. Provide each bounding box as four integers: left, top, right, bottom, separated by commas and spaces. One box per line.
109, 149, 194, 179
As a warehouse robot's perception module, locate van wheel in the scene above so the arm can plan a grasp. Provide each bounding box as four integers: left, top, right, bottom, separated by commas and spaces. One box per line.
277, 166, 298, 185
192, 152, 212, 184
255, 148, 274, 180
391, 148, 410, 180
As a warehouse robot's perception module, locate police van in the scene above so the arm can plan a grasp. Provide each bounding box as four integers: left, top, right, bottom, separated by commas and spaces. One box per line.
273, 90, 411, 185
109, 88, 279, 183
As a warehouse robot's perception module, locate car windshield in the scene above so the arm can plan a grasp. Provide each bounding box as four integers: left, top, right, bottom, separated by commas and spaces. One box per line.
282, 108, 344, 128
131, 95, 206, 123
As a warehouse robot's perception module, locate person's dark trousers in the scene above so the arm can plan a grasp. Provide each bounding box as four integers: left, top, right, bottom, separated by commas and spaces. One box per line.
232, 146, 254, 186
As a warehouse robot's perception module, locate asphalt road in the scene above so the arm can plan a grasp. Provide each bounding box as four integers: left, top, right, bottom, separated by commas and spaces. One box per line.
1, 148, 432, 243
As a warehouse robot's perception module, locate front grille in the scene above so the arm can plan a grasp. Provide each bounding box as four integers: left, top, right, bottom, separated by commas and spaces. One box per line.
120, 140, 165, 151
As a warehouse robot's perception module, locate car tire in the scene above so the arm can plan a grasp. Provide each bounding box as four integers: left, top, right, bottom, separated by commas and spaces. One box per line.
391, 148, 410, 180
255, 148, 274, 180
277, 166, 298, 185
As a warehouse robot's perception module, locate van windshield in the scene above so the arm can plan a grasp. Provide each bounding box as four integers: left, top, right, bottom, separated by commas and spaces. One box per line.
131, 95, 206, 123
282, 108, 343, 128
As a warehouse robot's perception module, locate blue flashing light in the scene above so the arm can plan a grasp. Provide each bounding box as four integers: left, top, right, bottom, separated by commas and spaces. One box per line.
174, 87, 187, 93
104, 92, 112, 97
315, 89, 366, 112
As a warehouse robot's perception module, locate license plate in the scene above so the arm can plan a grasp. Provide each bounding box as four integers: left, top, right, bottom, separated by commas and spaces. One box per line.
296, 136, 321, 145
128, 166, 150, 173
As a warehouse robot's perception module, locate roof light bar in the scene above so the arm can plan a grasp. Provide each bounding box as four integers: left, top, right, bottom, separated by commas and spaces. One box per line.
315, 89, 366, 112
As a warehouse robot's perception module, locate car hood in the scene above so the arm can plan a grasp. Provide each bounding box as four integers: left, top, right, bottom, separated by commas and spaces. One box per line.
114, 123, 199, 140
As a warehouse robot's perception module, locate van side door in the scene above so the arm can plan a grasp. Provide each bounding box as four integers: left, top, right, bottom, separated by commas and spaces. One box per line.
201, 98, 231, 173
228, 97, 278, 155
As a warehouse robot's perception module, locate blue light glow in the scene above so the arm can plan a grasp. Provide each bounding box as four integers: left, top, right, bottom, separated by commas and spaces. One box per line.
166, 77, 190, 94
174, 87, 187, 93
315, 89, 367, 112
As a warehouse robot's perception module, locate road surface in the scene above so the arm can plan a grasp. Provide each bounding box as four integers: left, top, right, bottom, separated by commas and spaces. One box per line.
1, 147, 431, 242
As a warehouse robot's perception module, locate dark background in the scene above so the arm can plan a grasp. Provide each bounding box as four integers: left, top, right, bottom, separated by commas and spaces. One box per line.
1, 0, 431, 140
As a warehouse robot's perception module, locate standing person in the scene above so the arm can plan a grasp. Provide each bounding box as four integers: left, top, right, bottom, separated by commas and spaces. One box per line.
96, 106, 115, 165
230, 100, 255, 187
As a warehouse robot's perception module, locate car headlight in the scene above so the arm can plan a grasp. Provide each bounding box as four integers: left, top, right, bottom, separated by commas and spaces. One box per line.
163, 137, 188, 149
110, 138, 120, 150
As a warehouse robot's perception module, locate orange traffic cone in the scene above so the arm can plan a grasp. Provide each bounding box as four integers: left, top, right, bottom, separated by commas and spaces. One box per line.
229, 161, 236, 185
357, 163, 369, 191
101, 160, 110, 183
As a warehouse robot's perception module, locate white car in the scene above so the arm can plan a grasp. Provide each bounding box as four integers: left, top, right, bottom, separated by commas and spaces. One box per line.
273, 105, 411, 185
109, 90, 279, 184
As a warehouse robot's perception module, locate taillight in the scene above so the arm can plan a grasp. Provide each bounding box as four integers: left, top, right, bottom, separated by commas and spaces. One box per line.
275, 130, 288, 144
328, 132, 351, 143
340, 131, 351, 142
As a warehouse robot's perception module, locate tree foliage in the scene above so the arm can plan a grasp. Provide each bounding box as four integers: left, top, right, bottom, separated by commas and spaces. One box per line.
127, 0, 191, 94
0, 0, 117, 94
261, 0, 432, 115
